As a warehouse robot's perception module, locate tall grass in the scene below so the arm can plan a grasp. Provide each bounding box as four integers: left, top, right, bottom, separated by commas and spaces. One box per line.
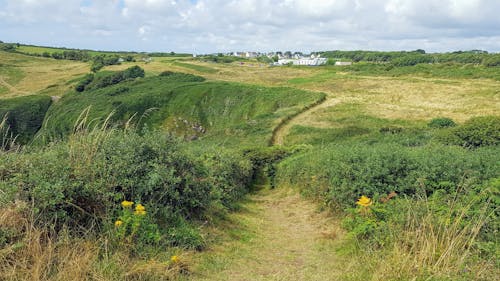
0, 114, 18, 152
371, 192, 496, 280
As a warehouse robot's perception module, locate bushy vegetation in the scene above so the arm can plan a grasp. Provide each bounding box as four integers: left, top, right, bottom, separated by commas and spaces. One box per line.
428, 117, 456, 128
278, 143, 499, 208
276, 114, 499, 280
321, 49, 500, 68
0, 95, 52, 145
159, 71, 206, 82
452, 116, 500, 147
76, 65, 145, 92
0, 129, 254, 246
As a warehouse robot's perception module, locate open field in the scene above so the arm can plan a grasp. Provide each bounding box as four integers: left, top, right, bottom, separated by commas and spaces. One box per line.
105, 59, 500, 125
0, 51, 88, 98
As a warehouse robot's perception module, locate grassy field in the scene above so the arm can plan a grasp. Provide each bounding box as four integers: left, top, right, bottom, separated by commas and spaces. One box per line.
0, 51, 89, 98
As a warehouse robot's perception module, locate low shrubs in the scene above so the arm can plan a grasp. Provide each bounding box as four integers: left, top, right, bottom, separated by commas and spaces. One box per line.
428, 117, 456, 128
0, 128, 253, 249
159, 71, 206, 82
277, 143, 499, 210
453, 116, 500, 147
76, 66, 145, 92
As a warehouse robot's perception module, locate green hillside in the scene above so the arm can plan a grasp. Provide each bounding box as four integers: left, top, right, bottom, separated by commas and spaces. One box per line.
42, 70, 324, 147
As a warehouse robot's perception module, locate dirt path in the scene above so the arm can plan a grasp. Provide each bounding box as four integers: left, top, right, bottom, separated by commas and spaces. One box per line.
272, 97, 340, 145
187, 187, 346, 281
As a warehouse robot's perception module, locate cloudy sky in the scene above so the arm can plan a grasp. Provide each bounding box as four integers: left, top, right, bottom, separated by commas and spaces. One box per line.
1, 0, 500, 53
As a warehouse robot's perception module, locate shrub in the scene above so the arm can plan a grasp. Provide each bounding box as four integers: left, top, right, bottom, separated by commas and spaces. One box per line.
1, 127, 257, 248
75, 73, 95, 92
277, 143, 500, 210
428, 117, 456, 128
159, 71, 206, 82
453, 116, 500, 147
83, 66, 145, 91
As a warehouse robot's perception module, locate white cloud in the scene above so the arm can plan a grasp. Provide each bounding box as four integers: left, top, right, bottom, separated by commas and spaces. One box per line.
0, 0, 499, 52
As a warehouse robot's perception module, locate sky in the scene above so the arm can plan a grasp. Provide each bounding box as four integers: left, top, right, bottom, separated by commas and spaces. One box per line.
1, 0, 500, 53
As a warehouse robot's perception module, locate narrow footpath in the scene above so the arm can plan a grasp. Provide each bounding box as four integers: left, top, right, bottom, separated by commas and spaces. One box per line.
188, 188, 346, 281
187, 96, 349, 280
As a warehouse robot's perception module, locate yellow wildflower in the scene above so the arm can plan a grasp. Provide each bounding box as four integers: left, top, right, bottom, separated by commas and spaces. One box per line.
171, 255, 179, 263
134, 203, 146, 216
356, 195, 372, 207
121, 200, 133, 208
114, 220, 123, 227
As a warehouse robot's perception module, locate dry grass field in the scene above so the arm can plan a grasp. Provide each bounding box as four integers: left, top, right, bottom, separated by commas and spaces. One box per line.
107, 58, 500, 128
0, 51, 88, 99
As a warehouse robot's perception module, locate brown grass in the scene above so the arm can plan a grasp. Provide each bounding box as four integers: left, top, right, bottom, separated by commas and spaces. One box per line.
0, 203, 186, 281
0, 51, 88, 99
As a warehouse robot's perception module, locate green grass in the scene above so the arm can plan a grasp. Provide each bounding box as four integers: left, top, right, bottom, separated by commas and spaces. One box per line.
41, 73, 323, 148
172, 61, 218, 73
0, 95, 52, 144
342, 62, 500, 80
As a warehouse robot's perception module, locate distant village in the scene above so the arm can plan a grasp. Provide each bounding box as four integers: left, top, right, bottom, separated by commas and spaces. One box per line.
197, 51, 352, 66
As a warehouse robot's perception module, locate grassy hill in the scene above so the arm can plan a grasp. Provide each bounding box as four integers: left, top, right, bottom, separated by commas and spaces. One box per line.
42, 71, 324, 147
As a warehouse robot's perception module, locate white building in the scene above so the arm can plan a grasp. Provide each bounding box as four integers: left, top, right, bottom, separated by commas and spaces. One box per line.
276, 57, 328, 66
335, 61, 352, 66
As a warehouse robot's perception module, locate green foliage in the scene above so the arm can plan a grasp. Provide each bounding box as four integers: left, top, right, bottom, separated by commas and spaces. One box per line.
391, 54, 433, 67
75, 73, 95, 92
0, 129, 255, 247
172, 61, 218, 73
82, 66, 145, 92
113, 201, 161, 249
91, 55, 121, 72
159, 71, 206, 82
0, 95, 52, 144
452, 116, 500, 147
277, 143, 499, 210
42, 75, 323, 147
428, 117, 456, 128
0, 43, 17, 52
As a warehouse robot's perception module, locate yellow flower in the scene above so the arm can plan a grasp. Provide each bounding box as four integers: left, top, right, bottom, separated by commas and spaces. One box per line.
356, 195, 372, 207
171, 255, 179, 263
115, 220, 123, 227
135, 203, 145, 211
121, 200, 133, 208
134, 203, 146, 216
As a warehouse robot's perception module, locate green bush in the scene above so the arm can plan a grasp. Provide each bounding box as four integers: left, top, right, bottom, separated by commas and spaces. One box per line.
84, 66, 145, 91
75, 73, 95, 92
277, 143, 500, 210
159, 71, 206, 82
0, 129, 255, 247
428, 117, 456, 128
453, 116, 500, 147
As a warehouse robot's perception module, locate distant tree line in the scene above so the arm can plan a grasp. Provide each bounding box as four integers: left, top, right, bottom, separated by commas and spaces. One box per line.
0, 42, 19, 51
320, 50, 500, 67
148, 51, 191, 57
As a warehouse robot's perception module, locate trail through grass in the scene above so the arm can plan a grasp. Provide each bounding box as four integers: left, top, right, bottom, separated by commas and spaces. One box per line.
187, 186, 346, 281
272, 96, 340, 145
